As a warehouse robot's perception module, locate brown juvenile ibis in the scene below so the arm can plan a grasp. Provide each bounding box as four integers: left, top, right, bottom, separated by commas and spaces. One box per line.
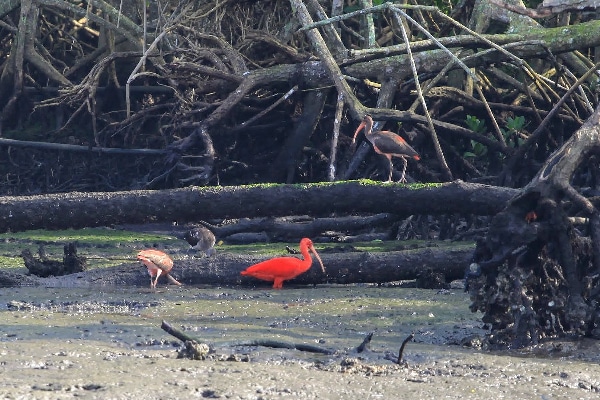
353, 114, 420, 182
137, 249, 182, 288
184, 226, 216, 256
240, 238, 326, 289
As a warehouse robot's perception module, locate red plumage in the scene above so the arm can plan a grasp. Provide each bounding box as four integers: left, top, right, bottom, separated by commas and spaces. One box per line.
240, 238, 326, 289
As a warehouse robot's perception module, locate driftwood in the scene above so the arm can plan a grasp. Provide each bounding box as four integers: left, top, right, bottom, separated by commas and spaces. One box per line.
0, 181, 517, 233
198, 214, 402, 241
21, 242, 87, 277
161, 320, 334, 357
0, 244, 473, 288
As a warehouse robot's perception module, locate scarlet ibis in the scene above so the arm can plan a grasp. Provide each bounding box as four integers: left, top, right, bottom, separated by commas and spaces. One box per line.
137, 249, 182, 288
184, 226, 216, 256
240, 238, 326, 289
353, 114, 420, 182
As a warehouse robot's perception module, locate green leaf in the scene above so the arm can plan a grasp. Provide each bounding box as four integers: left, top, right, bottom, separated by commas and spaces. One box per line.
465, 115, 486, 133
506, 115, 526, 132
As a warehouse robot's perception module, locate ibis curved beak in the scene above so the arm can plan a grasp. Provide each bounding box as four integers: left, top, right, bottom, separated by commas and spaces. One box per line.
352, 121, 366, 143
309, 245, 326, 274
165, 274, 183, 286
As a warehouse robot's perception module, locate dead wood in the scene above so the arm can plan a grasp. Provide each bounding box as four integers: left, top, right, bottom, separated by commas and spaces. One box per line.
269, 88, 329, 183
466, 103, 600, 348
2, 2, 600, 189
161, 320, 334, 357
21, 242, 87, 277
200, 214, 401, 242
0, 244, 473, 288
490, 0, 600, 19
0, 181, 518, 233
0, 137, 165, 155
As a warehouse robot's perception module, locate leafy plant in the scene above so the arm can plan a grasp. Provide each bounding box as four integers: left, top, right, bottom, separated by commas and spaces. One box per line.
505, 115, 526, 133
463, 116, 488, 159
465, 115, 486, 133
464, 140, 488, 160
501, 115, 527, 147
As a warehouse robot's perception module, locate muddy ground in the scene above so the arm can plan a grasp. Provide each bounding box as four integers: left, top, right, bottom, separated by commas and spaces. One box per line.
1, 282, 600, 399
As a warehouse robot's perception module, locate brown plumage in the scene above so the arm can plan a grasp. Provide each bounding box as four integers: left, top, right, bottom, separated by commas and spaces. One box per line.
184, 227, 216, 256
353, 115, 420, 182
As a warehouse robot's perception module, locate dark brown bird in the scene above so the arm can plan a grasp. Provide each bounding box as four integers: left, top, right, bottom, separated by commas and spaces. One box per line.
184, 226, 216, 256
353, 115, 420, 182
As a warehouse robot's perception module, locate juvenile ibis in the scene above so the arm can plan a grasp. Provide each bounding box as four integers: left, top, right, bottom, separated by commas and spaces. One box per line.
184, 226, 216, 256
137, 249, 182, 288
353, 114, 420, 182
240, 238, 326, 289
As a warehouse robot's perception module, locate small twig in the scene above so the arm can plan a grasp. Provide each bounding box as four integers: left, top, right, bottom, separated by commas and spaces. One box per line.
161, 320, 197, 343
328, 92, 344, 181
298, 2, 393, 31
392, 10, 452, 181
397, 333, 414, 365
355, 331, 374, 353
230, 85, 298, 133
474, 84, 506, 146
126, 30, 169, 117
161, 320, 334, 355
230, 340, 334, 355
0, 138, 165, 155
391, 6, 475, 81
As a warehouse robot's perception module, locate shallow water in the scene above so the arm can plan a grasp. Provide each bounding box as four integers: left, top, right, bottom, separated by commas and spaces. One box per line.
1, 285, 599, 399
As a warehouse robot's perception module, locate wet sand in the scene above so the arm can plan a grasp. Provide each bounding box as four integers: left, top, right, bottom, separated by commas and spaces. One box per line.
1, 284, 600, 399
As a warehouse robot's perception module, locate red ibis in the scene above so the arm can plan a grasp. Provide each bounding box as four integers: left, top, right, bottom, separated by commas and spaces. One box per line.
240, 238, 326, 289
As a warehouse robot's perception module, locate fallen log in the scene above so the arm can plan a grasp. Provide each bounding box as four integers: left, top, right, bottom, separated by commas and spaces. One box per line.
196, 213, 402, 241
0, 180, 517, 233
0, 244, 473, 288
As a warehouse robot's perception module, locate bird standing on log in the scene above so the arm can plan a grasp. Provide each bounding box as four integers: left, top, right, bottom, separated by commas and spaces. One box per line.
353, 115, 420, 182
240, 238, 326, 289
184, 226, 216, 256
137, 249, 182, 288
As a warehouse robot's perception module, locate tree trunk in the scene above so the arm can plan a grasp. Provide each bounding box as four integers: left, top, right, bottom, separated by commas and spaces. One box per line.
0, 244, 473, 288
196, 214, 402, 241
0, 181, 518, 233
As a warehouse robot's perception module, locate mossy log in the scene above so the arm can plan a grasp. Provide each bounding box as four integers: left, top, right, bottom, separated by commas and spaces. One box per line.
0, 180, 517, 233
1, 244, 473, 288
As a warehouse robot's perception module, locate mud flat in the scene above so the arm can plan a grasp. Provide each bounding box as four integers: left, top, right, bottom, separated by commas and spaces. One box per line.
1, 284, 599, 399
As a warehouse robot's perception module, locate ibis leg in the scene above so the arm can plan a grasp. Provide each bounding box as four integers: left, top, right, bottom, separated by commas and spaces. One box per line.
399, 157, 408, 183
